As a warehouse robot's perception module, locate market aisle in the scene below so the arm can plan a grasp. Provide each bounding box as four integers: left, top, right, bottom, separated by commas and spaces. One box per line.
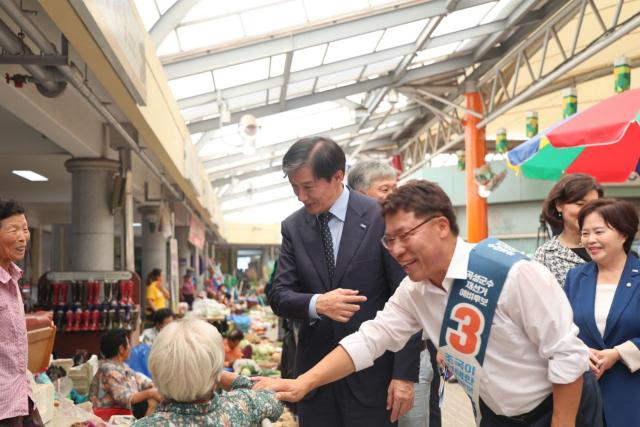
441, 382, 475, 427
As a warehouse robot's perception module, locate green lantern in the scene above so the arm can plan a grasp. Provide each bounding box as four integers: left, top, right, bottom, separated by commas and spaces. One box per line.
563, 88, 577, 118
495, 128, 507, 154
526, 111, 538, 138
614, 56, 631, 93
456, 150, 465, 171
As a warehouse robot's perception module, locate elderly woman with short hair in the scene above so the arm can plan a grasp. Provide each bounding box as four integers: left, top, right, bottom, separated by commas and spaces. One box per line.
347, 161, 397, 200
132, 318, 282, 426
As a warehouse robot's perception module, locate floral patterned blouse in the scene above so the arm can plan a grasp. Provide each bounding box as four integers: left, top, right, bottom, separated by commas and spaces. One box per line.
131, 376, 283, 427
89, 359, 154, 411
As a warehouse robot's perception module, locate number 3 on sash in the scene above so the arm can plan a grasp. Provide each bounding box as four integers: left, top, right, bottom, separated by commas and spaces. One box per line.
445, 303, 485, 356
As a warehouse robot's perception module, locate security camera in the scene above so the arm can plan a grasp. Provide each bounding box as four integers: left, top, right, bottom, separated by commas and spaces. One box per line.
239, 114, 259, 140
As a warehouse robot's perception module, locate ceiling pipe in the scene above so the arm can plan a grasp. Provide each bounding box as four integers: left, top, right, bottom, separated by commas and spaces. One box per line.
0, 0, 218, 238
0, 18, 65, 96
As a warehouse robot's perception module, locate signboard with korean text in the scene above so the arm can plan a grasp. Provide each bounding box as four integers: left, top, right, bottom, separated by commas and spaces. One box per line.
189, 217, 205, 250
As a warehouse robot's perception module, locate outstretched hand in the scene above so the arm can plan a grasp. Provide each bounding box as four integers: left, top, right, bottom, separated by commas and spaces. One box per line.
251, 377, 308, 402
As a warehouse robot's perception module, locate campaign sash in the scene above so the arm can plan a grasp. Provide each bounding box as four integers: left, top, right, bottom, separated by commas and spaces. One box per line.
438, 238, 526, 425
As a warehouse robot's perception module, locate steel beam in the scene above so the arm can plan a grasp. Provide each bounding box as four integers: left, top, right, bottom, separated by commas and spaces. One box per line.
203, 108, 419, 168
211, 165, 282, 187
164, 0, 504, 80
149, 0, 202, 48
188, 54, 474, 133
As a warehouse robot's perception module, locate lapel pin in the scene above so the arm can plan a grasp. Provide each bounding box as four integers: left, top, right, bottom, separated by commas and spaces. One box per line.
360, 224, 367, 229
627, 283, 632, 288
633, 269, 638, 273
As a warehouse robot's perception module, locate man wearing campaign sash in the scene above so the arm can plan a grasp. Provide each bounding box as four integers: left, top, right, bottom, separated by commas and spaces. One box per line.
254, 180, 602, 427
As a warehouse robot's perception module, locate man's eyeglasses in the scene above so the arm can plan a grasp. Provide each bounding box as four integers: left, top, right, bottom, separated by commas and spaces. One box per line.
380, 215, 441, 249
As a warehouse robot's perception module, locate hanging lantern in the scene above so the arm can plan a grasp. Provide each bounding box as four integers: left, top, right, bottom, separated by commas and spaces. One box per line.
614, 56, 631, 93
563, 88, 577, 118
526, 111, 538, 138
456, 150, 465, 171
495, 128, 507, 154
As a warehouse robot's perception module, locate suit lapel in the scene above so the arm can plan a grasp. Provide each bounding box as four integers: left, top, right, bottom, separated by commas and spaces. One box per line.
333, 192, 369, 289
603, 255, 640, 341
579, 263, 607, 349
301, 211, 331, 292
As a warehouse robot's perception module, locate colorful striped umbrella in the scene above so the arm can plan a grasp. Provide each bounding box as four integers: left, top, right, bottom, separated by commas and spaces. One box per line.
506, 88, 640, 182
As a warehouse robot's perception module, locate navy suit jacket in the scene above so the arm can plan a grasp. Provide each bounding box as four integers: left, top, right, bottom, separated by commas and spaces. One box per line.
564, 254, 640, 427
270, 189, 421, 406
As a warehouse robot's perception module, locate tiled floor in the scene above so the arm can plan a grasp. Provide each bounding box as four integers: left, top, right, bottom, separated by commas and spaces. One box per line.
441, 382, 475, 427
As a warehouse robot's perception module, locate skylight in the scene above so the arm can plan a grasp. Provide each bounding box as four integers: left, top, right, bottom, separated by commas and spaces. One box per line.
168, 72, 215, 100
176, 15, 244, 50
431, 2, 497, 37
241, 1, 307, 36
376, 19, 429, 51
291, 44, 327, 72
303, 0, 370, 21
213, 58, 270, 89
324, 31, 384, 64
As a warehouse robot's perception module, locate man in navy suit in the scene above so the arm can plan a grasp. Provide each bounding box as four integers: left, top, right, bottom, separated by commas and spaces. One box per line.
269, 137, 421, 426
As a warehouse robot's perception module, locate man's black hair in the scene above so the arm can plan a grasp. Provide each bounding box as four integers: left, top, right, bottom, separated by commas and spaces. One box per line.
0, 199, 26, 229
153, 308, 174, 326
282, 136, 346, 181
100, 328, 128, 359
228, 329, 244, 342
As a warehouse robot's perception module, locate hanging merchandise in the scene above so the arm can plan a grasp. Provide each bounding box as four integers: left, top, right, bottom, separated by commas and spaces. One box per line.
456, 150, 465, 171
526, 111, 538, 138
563, 88, 577, 118
614, 56, 631, 93
495, 128, 507, 154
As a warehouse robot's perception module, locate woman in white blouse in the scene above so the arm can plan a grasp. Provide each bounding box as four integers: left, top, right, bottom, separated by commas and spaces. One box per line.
564, 198, 640, 427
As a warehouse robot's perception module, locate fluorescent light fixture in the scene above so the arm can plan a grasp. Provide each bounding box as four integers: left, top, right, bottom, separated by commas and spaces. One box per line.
133, 223, 142, 227
12, 170, 48, 181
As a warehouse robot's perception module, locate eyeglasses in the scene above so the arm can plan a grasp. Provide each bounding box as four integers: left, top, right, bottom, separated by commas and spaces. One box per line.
380, 215, 441, 249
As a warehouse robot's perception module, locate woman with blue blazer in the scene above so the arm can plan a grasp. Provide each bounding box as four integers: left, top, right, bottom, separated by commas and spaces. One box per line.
565, 198, 640, 427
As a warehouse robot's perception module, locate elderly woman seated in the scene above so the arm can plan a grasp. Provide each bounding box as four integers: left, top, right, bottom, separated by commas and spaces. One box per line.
139, 308, 174, 348
89, 329, 162, 418
132, 318, 283, 426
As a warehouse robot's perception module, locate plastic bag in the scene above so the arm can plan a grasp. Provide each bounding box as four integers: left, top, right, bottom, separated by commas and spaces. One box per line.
54, 397, 110, 427
125, 344, 152, 379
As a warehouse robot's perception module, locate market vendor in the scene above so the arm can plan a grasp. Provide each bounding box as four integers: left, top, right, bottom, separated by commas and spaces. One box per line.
132, 318, 282, 426
90, 328, 163, 419
224, 329, 246, 367
0, 199, 43, 425
257, 180, 603, 427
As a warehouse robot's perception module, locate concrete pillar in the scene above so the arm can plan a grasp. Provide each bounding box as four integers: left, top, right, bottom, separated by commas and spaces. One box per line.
51, 224, 72, 271
138, 206, 167, 286
65, 158, 120, 271
175, 226, 191, 278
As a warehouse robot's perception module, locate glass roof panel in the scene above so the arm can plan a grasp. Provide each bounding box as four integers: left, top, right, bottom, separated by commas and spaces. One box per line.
316, 67, 364, 90
156, 30, 180, 57
270, 54, 287, 77
361, 56, 403, 79
182, 0, 285, 23
241, 1, 307, 37
177, 15, 245, 51
481, 0, 523, 25
376, 19, 429, 51
168, 72, 215, 100
213, 58, 270, 89
155, 0, 177, 15
182, 103, 219, 122
431, 2, 497, 37
227, 91, 267, 110
412, 41, 461, 65
268, 87, 281, 103
133, 0, 159, 31
303, 0, 370, 21
286, 78, 316, 98
291, 44, 327, 72
456, 37, 484, 53
369, 0, 402, 5
324, 31, 384, 64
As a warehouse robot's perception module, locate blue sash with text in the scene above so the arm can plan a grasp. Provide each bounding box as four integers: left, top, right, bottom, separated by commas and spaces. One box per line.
438, 238, 526, 425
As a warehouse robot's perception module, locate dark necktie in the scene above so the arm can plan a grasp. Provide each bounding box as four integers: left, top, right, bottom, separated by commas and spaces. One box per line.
318, 212, 335, 283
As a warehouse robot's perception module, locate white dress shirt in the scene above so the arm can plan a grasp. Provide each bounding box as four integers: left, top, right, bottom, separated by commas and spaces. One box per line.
308, 186, 349, 320
341, 238, 589, 417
